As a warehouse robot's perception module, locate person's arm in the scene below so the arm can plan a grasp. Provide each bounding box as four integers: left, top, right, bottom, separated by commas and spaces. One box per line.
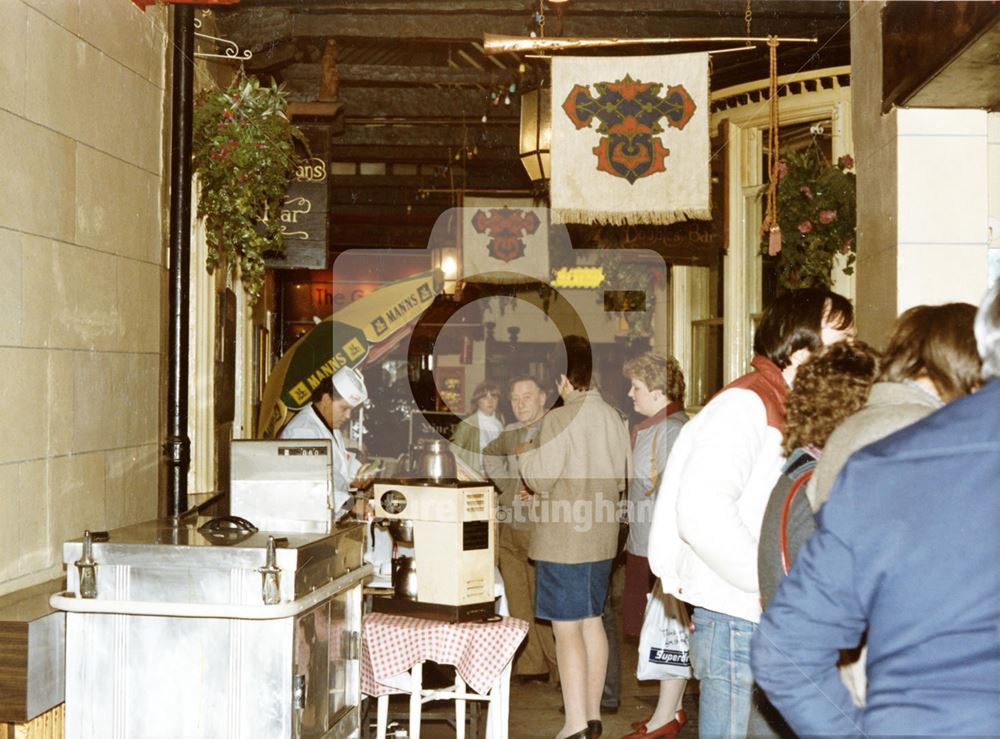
329, 446, 356, 518
450, 418, 481, 474
753, 460, 872, 734
674, 390, 777, 593
617, 418, 632, 496
751, 515, 867, 735
809, 432, 850, 511
482, 430, 519, 505
517, 412, 566, 495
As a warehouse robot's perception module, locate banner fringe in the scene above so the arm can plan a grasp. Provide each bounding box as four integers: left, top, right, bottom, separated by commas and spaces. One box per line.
552, 207, 713, 226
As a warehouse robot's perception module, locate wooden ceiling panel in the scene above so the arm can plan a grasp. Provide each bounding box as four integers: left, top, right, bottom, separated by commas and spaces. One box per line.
212, 1, 849, 259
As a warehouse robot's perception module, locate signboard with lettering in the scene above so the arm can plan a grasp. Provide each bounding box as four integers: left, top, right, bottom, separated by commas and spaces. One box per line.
435, 367, 465, 413
654, 175, 724, 266
265, 125, 330, 270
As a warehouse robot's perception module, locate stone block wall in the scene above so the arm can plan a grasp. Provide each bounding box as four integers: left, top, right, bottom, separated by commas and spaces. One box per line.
0, 0, 168, 596
852, 2, 996, 346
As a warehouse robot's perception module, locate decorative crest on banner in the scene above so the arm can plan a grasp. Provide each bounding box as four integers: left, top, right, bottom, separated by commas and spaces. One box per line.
471, 208, 542, 263
550, 54, 711, 226
462, 197, 550, 283
562, 75, 696, 184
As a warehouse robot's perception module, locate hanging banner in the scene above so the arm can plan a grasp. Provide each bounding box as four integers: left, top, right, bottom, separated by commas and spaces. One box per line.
461, 196, 550, 284
550, 53, 711, 226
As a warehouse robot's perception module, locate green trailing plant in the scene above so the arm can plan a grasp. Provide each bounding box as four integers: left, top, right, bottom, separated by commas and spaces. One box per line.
766, 149, 857, 290
192, 75, 304, 301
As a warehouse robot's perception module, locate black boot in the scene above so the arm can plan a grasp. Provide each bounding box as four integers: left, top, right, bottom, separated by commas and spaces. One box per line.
588, 719, 604, 738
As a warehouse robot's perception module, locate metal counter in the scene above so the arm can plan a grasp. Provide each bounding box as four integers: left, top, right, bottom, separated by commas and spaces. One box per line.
53, 517, 370, 739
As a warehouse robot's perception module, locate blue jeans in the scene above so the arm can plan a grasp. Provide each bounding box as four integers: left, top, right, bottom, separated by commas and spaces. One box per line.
690, 608, 754, 739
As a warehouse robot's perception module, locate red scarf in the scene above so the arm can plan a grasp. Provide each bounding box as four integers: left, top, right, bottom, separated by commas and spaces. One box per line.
721, 355, 789, 431
630, 401, 684, 447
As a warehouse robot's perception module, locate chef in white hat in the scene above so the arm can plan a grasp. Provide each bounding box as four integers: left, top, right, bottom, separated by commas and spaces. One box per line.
280, 366, 369, 516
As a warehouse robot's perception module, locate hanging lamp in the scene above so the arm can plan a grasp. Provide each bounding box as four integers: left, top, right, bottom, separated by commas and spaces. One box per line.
519, 87, 551, 181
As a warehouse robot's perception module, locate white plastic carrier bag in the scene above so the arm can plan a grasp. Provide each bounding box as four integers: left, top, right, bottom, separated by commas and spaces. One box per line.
636, 580, 692, 680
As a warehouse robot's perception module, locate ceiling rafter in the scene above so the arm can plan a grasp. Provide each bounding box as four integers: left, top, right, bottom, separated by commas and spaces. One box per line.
212, 1, 850, 258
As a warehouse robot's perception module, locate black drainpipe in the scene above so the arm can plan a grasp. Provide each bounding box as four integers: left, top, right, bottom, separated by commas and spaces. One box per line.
165, 5, 194, 520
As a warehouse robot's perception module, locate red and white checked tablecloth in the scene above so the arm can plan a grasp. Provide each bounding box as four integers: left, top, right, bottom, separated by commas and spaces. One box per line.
361, 612, 528, 697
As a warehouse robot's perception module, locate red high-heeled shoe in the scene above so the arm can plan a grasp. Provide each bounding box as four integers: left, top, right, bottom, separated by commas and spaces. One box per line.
620, 710, 686, 739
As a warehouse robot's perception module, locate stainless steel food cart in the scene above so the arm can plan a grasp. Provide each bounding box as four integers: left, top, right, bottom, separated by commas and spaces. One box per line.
51, 518, 371, 739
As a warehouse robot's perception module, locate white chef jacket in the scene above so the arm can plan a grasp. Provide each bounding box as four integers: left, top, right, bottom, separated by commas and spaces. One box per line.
279, 405, 361, 517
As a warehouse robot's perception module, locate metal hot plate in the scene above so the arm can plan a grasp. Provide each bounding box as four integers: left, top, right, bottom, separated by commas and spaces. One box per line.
373, 478, 491, 488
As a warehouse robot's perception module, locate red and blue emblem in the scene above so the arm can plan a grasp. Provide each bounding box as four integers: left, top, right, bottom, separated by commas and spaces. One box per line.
562, 75, 696, 184
471, 208, 541, 263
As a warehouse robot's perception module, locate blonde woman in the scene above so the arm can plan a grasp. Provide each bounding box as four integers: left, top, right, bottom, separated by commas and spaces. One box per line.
621, 353, 689, 739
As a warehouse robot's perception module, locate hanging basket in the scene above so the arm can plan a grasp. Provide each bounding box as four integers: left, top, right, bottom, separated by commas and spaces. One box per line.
192, 75, 305, 302
765, 150, 857, 290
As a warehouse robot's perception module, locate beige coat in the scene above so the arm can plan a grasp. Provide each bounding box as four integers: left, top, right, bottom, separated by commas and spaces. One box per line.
517, 388, 630, 564
808, 381, 943, 510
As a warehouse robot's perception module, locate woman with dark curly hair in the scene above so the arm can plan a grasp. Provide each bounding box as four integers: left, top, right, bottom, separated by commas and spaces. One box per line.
791, 302, 982, 710
754, 340, 882, 738
758, 340, 883, 608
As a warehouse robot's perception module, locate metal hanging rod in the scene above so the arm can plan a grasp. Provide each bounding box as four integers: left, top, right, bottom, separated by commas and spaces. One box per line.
527, 46, 756, 60
484, 33, 816, 55
419, 188, 534, 195
194, 16, 252, 62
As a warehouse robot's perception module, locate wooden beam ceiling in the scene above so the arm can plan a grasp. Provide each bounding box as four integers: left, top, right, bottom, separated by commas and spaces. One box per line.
299, 64, 498, 86
217, 5, 847, 46
331, 125, 516, 148
284, 84, 519, 118
212, 1, 849, 261
882, 1, 1000, 111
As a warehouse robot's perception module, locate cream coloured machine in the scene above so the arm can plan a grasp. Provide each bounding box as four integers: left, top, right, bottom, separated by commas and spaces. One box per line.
371, 479, 496, 621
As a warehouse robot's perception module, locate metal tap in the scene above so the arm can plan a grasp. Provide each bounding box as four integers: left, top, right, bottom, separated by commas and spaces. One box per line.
75, 530, 98, 599
258, 536, 282, 605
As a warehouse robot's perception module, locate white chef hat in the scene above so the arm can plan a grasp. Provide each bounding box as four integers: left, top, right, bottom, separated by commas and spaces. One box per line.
331, 366, 368, 407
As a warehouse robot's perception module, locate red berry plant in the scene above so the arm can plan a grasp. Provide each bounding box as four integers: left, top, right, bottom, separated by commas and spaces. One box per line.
192, 75, 304, 301
766, 149, 856, 290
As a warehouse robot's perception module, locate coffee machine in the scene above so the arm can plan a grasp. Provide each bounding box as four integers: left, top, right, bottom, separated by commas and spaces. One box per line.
371, 479, 496, 622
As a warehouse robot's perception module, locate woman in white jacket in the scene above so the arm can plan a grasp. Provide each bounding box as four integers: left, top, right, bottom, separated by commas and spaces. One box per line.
647, 288, 854, 739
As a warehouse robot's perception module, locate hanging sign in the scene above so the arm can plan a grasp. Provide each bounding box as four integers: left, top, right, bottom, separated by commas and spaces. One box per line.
550, 53, 711, 226
265, 125, 330, 270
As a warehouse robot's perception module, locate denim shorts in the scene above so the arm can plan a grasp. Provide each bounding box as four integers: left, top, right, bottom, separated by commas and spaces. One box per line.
534, 559, 613, 621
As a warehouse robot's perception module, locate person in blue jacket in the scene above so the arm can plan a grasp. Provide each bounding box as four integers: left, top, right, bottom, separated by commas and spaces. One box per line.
750, 279, 1000, 737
